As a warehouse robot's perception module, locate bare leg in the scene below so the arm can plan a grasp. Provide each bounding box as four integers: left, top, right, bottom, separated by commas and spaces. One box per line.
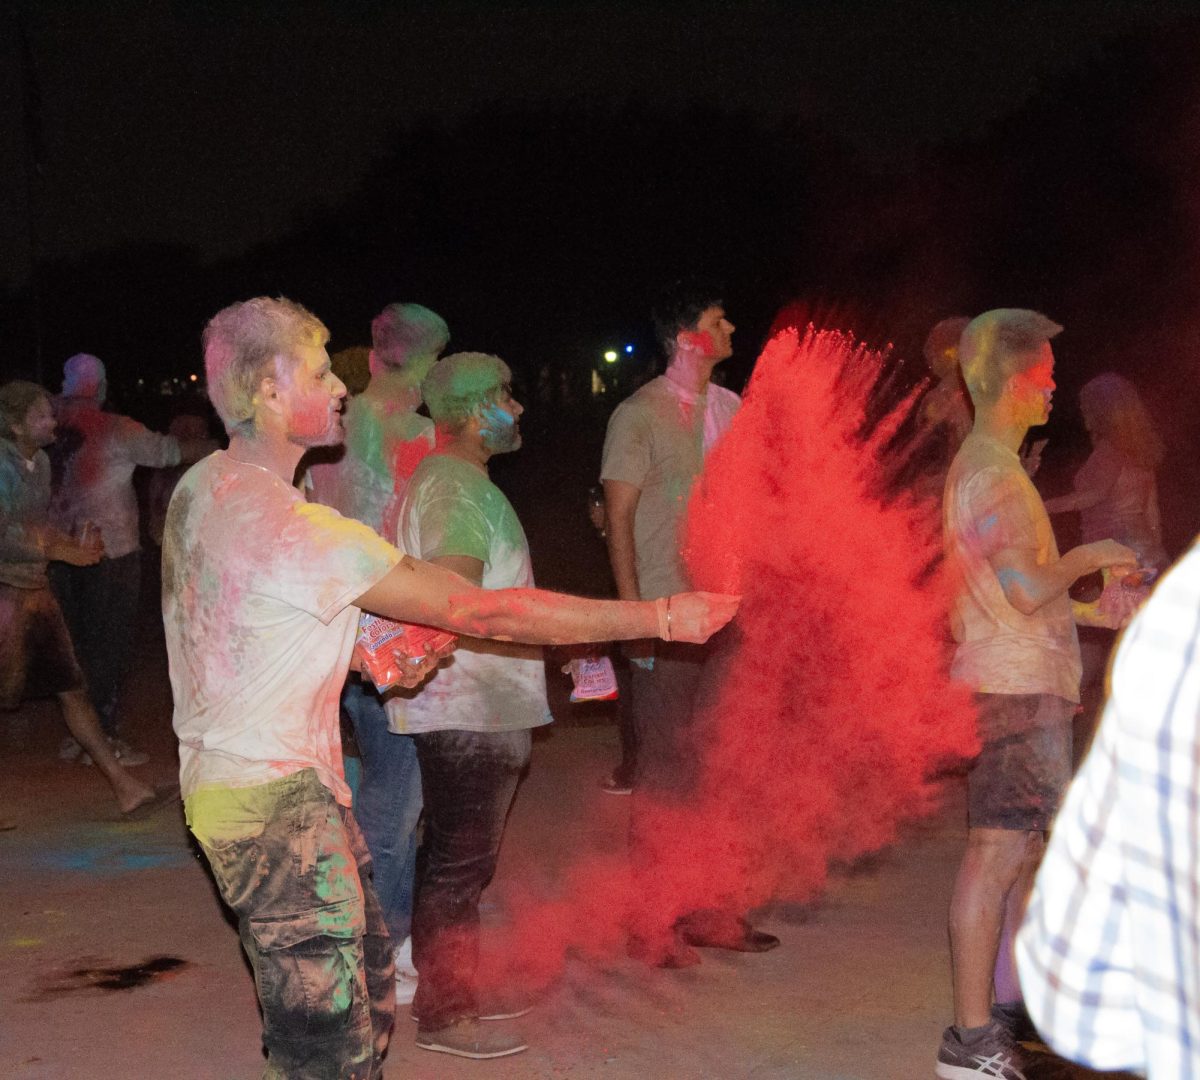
948, 826, 1031, 1029
993, 831, 1043, 1003
58, 689, 155, 814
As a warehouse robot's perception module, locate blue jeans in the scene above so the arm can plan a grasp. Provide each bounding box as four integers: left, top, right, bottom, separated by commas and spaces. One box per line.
344, 677, 422, 944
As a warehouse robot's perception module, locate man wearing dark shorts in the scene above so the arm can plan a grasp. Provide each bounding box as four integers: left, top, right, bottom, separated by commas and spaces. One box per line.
0, 381, 158, 817
936, 310, 1137, 1079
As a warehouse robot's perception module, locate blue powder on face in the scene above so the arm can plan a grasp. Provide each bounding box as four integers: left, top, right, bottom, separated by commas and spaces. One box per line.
478, 402, 517, 452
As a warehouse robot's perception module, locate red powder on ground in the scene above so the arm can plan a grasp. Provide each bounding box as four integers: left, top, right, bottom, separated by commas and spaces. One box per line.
485, 326, 978, 992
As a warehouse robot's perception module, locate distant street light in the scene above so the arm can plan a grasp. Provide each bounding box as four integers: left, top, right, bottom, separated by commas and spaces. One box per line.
603, 349, 618, 363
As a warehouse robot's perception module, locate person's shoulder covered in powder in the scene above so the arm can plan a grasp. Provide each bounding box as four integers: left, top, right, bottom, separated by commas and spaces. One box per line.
167, 452, 396, 614
402, 453, 498, 566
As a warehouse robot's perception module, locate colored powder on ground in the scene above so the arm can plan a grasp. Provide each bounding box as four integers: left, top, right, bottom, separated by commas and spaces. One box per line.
482, 325, 978, 992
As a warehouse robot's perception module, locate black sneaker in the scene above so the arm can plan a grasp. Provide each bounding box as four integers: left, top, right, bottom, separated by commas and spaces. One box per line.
626, 932, 701, 969
935, 1022, 1027, 1079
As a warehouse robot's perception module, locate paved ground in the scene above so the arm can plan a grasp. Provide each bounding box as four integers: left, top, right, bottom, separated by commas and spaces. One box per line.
0, 673, 1135, 1080
0, 545, 1135, 1080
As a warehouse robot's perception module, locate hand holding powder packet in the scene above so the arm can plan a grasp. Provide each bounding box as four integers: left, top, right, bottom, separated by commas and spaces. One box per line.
354, 612, 457, 692
1093, 566, 1154, 629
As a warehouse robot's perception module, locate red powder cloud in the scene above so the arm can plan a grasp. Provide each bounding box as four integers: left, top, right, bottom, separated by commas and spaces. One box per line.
484, 326, 978, 992
673, 326, 978, 911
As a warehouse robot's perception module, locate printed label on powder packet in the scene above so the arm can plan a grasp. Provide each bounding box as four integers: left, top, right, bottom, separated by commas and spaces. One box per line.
355, 612, 457, 691
566, 656, 619, 703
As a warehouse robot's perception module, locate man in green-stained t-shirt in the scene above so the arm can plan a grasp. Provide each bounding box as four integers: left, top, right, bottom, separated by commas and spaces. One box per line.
392, 352, 545, 1061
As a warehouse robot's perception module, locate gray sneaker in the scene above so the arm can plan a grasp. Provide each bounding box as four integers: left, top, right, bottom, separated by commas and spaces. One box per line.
935, 1022, 1027, 1079
411, 997, 533, 1023
415, 1017, 527, 1059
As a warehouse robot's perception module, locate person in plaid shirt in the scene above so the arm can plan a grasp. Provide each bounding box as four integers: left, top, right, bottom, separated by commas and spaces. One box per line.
1017, 542, 1200, 1078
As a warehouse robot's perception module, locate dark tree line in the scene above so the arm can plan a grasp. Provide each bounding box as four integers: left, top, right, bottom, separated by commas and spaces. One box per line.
3, 17, 1199, 551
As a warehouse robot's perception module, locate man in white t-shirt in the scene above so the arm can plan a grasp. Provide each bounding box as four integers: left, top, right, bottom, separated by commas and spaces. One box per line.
390, 352, 549, 1059
935, 309, 1136, 1080
165, 297, 738, 1076
307, 302, 444, 531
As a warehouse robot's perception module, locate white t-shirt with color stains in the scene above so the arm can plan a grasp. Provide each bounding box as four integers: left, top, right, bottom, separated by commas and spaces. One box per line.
944, 433, 1081, 702
600, 374, 740, 600
387, 453, 550, 734
163, 451, 399, 805
50, 397, 182, 559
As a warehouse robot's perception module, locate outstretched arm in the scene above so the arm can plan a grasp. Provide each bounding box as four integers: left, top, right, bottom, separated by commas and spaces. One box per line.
354, 554, 736, 645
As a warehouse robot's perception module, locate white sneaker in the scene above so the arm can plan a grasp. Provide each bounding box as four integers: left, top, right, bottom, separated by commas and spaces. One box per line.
395, 968, 419, 1005
394, 936, 418, 1004
394, 936, 418, 978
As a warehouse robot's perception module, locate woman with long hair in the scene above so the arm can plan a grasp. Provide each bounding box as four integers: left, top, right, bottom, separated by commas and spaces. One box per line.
1045, 372, 1167, 570
1046, 372, 1167, 766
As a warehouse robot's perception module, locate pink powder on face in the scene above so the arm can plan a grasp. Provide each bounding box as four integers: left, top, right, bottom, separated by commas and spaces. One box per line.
290, 395, 336, 442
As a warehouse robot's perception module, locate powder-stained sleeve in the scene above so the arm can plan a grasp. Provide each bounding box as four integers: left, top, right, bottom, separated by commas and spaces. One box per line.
117, 416, 183, 469
959, 466, 1040, 562
410, 476, 491, 564
261, 500, 400, 625
601, 400, 652, 489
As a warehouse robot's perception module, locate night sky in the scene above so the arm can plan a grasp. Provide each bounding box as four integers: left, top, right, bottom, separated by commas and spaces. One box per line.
2, 0, 1192, 288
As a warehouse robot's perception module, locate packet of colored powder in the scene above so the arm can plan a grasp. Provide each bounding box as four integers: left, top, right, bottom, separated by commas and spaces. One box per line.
563, 655, 619, 702
355, 612, 456, 692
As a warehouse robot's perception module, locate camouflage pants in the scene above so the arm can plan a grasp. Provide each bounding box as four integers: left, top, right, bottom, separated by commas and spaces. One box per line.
186, 770, 395, 1079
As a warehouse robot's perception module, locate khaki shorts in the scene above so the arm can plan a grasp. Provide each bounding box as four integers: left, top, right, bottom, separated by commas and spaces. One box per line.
0, 584, 87, 709
967, 693, 1074, 832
